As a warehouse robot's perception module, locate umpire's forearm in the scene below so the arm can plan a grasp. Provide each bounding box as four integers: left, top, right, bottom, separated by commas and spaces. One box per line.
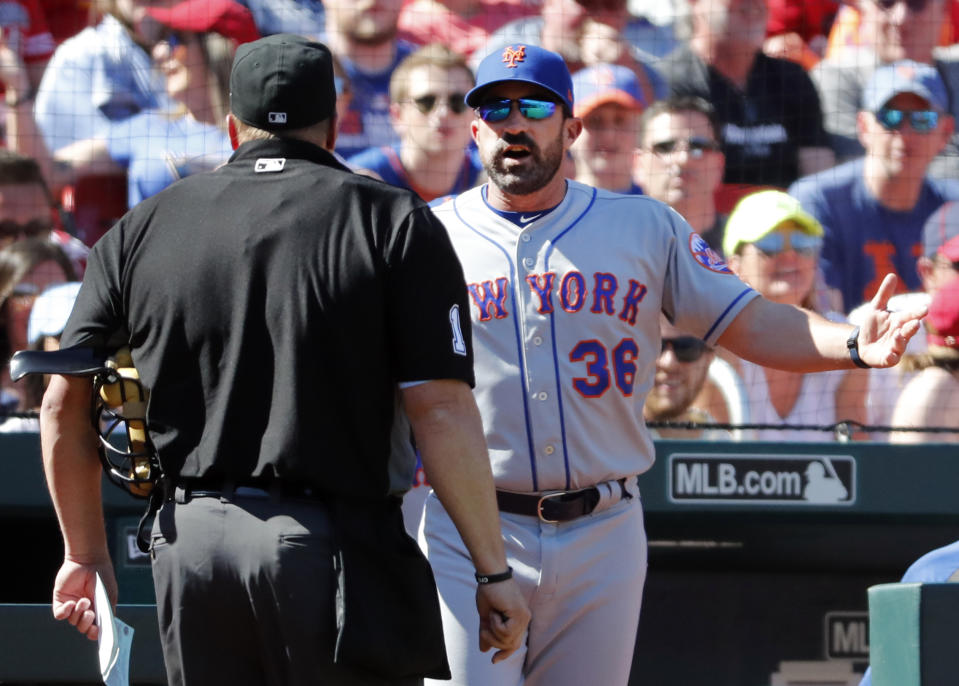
402, 380, 508, 575
41, 375, 110, 563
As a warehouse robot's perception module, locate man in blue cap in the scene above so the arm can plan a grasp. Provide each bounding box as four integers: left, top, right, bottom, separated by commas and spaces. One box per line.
419, 43, 928, 686
790, 59, 959, 314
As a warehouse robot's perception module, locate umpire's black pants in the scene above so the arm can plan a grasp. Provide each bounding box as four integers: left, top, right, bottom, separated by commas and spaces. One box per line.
150, 489, 423, 686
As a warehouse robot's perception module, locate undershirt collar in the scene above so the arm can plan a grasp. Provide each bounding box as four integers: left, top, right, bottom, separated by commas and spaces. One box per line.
481, 184, 563, 227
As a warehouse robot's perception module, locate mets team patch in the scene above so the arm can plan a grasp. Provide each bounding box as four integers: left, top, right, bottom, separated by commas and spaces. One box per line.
689, 233, 732, 274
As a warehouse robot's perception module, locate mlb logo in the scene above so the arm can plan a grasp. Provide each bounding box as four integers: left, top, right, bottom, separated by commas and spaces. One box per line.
268, 112, 287, 124
255, 158, 286, 173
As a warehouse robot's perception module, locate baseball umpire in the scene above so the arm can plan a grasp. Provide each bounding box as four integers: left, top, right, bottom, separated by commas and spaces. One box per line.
417, 44, 926, 686
40, 34, 528, 685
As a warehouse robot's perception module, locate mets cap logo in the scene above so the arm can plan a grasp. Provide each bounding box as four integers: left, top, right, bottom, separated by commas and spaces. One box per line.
502, 45, 526, 68
595, 65, 616, 87
689, 233, 732, 274
896, 63, 917, 81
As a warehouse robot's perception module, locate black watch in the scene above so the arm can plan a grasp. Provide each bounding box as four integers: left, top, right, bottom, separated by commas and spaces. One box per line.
846, 326, 871, 369
475, 567, 513, 585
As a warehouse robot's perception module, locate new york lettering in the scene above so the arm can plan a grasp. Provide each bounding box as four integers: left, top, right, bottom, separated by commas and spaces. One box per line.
467, 271, 648, 324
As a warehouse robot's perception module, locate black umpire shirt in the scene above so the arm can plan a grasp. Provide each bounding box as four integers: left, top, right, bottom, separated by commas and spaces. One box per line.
61, 138, 474, 498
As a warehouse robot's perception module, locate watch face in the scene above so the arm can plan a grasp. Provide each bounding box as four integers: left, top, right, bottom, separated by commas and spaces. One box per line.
846, 326, 859, 349
846, 326, 870, 368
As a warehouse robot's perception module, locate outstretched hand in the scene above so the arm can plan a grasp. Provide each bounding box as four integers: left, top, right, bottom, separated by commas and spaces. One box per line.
475, 579, 531, 664
858, 274, 928, 368
52, 557, 117, 641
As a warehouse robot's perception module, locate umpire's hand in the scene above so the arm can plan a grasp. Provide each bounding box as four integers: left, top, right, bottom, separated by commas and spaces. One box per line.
476, 579, 530, 663
52, 557, 118, 641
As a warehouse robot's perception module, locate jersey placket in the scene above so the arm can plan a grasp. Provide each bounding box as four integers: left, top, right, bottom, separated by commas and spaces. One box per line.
514, 223, 569, 491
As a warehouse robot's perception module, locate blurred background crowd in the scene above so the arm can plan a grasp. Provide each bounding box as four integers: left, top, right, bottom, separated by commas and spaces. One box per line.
0, 0, 957, 445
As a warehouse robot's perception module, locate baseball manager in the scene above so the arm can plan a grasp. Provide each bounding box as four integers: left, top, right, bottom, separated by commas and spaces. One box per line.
40, 34, 528, 685
418, 44, 926, 686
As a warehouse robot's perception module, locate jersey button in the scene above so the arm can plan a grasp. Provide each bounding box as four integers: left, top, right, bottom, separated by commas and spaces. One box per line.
523, 257, 534, 269
533, 336, 543, 345
537, 391, 548, 400
544, 445, 555, 455
521, 234, 531, 242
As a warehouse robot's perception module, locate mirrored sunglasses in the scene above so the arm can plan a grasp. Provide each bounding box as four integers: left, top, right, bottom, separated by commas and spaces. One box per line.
876, 107, 939, 133
650, 136, 722, 159
475, 98, 558, 123
411, 93, 468, 115
661, 336, 708, 363
751, 230, 823, 257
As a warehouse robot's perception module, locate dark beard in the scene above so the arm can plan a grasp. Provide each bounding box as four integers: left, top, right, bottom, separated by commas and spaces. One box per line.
484, 130, 565, 196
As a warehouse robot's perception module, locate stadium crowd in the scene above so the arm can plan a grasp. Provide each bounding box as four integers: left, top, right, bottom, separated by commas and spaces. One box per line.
0, 0, 958, 449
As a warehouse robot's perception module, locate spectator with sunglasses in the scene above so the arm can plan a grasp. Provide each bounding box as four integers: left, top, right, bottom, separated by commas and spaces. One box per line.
348, 43, 482, 203
634, 96, 727, 253
0, 280, 80, 433
659, 0, 834, 188
812, 0, 959, 179
0, 236, 74, 419
0, 150, 86, 276
644, 315, 732, 440
723, 190, 868, 441
790, 60, 959, 315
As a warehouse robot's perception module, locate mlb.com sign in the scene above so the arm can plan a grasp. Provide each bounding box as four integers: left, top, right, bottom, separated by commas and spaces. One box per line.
668, 453, 856, 505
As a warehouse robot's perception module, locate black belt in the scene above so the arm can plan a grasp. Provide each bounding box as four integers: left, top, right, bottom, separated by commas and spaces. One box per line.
496, 478, 630, 523
173, 478, 323, 502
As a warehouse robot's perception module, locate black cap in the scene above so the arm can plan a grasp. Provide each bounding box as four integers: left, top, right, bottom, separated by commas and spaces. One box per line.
229, 33, 335, 131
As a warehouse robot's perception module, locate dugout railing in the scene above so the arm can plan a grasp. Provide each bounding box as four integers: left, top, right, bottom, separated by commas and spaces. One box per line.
1, 433, 958, 685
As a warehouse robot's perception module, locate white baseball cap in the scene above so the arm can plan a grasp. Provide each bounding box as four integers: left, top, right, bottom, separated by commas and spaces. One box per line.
27, 281, 81, 345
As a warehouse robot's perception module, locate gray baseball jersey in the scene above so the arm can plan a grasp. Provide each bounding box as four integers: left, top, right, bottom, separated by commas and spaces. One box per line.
419, 181, 759, 686
431, 180, 758, 493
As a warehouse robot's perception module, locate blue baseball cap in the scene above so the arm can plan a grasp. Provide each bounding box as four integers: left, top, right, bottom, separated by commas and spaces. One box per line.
572, 64, 644, 118
465, 44, 573, 112
863, 60, 948, 112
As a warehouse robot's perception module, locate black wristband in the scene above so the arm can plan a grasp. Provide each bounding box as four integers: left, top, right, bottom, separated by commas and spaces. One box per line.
475, 567, 513, 585
846, 326, 871, 369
